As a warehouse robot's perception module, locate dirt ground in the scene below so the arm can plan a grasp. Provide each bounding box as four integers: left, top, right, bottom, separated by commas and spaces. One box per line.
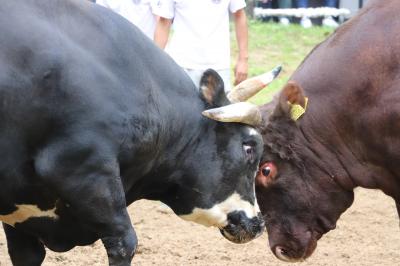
0, 189, 399, 266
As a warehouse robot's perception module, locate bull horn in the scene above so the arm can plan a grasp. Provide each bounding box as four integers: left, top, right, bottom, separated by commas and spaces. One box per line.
202, 102, 262, 127
227, 65, 282, 103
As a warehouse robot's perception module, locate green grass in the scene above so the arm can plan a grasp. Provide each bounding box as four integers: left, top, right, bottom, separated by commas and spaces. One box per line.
231, 20, 334, 104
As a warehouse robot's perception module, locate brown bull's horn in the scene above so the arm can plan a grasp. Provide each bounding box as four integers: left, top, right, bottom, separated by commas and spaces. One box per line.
202, 102, 262, 127
227, 65, 282, 103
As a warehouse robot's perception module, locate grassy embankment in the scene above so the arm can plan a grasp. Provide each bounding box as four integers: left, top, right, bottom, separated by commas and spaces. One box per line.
231, 20, 335, 105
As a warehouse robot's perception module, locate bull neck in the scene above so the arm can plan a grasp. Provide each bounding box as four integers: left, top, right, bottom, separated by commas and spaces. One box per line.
295, 122, 355, 192
298, 114, 400, 200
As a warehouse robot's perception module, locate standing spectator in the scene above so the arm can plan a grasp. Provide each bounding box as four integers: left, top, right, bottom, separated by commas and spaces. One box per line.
153, 0, 248, 92
96, 0, 159, 40
296, 0, 339, 28
277, 0, 292, 25
258, 0, 292, 26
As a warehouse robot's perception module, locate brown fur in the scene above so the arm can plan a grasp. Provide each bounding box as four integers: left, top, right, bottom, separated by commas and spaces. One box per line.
256, 0, 400, 262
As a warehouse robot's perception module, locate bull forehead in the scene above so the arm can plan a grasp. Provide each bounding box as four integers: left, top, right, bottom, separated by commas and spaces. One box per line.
0, 204, 58, 227
179, 192, 260, 228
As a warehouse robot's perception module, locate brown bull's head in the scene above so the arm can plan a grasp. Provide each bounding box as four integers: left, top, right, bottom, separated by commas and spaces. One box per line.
256, 81, 354, 262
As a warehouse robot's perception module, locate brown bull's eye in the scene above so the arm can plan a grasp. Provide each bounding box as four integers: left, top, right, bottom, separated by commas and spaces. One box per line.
262, 166, 271, 177
259, 162, 277, 180
256, 162, 277, 187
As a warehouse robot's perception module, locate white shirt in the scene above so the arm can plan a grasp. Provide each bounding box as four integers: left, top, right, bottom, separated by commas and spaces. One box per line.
154, 0, 246, 70
97, 0, 158, 40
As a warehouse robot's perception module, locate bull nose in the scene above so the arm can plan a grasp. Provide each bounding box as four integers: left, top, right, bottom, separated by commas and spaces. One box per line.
274, 246, 293, 262
273, 246, 304, 263
220, 211, 265, 244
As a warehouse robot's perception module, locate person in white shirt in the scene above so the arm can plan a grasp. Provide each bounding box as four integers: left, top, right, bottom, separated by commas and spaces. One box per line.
153, 0, 248, 92
96, 0, 158, 40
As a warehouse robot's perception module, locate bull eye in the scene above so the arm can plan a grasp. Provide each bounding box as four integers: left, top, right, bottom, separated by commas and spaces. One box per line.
258, 162, 277, 180
245, 145, 252, 154
243, 144, 256, 163
256, 162, 277, 187
261, 166, 271, 177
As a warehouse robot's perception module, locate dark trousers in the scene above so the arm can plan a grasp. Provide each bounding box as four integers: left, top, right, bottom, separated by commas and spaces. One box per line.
297, 0, 338, 8
258, 0, 292, 8
259, 0, 338, 9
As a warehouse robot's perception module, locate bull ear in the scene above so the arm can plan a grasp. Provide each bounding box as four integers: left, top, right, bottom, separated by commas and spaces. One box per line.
199, 69, 229, 108
277, 81, 308, 121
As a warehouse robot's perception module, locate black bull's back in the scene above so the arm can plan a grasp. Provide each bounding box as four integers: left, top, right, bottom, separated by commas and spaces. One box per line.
0, 0, 266, 265
0, 0, 190, 251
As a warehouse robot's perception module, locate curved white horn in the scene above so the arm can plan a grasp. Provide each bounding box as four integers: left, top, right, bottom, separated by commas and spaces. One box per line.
227, 65, 282, 103
202, 102, 262, 127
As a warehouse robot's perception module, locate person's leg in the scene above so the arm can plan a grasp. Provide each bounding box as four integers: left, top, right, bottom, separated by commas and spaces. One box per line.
258, 0, 272, 8
278, 0, 291, 8
296, 0, 308, 8
257, 0, 272, 22
324, 0, 337, 8
296, 0, 312, 28
278, 0, 291, 25
322, 0, 339, 27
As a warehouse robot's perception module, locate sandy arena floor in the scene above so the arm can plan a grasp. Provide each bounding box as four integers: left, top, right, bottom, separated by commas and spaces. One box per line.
0, 189, 399, 266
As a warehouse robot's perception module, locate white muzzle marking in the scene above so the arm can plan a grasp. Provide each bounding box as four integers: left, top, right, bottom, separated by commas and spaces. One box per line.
0, 204, 58, 227
179, 192, 260, 228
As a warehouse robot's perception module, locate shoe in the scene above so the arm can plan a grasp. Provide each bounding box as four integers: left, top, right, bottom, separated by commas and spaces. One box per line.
300, 17, 312, 28
279, 17, 290, 26
322, 16, 339, 28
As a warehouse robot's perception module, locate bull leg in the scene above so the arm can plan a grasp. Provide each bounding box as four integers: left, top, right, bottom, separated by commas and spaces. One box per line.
3, 223, 46, 266
35, 138, 137, 266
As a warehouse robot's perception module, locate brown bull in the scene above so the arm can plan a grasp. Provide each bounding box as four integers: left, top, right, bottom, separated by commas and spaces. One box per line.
253, 0, 400, 262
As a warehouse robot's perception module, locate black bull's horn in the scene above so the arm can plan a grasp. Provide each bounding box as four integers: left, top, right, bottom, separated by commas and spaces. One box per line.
202, 65, 282, 127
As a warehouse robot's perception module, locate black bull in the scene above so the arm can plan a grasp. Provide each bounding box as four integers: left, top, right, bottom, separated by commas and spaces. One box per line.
0, 0, 277, 265
255, 0, 400, 263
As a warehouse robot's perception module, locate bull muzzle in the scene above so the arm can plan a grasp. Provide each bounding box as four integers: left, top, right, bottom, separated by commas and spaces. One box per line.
220, 211, 265, 244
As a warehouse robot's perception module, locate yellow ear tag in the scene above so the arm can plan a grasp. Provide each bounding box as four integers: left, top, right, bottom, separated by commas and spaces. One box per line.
288, 97, 308, 121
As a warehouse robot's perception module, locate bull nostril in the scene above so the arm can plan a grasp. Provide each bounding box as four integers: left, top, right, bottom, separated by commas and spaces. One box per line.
274, 246, 293, 262
274, 245, 304, 263
276, 246, 288, 255
227, 211, 247, 226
